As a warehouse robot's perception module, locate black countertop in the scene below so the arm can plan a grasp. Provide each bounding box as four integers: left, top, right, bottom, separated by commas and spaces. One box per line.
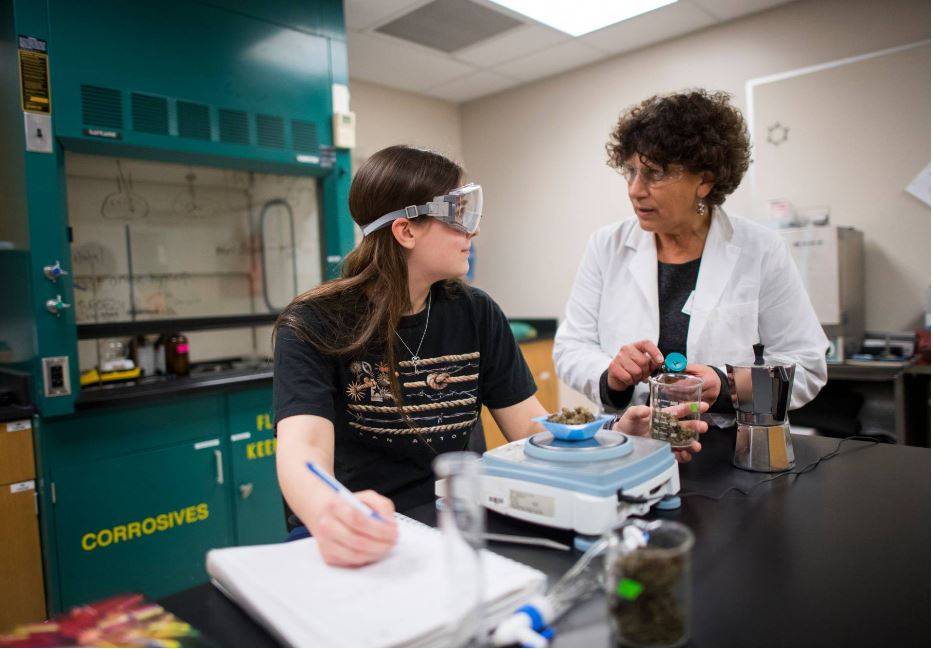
75, 318, 557, 410
76, 365, 273, 410
159, 429, 931, 646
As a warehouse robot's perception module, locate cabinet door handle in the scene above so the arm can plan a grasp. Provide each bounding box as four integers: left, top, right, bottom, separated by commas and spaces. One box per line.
214, 449, 224, 485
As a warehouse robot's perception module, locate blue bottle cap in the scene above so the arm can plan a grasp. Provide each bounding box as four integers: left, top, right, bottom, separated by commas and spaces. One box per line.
665, 352, 687, 373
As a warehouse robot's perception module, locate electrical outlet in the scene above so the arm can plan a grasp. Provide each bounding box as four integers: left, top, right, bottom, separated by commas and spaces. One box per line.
42, 356, 71, 397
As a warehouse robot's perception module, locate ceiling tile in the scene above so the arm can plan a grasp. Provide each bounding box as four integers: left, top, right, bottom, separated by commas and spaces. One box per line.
689, 0, 795, 22
423, 69, 519, 102
493, 40, 605, 82
453, 23, 569, 67
579, 1, 716, 55
347, 31, 477, 92
344, 0, 429, 31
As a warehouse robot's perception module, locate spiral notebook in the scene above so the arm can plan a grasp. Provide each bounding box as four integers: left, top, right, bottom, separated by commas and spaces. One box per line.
205, 514, 547, 647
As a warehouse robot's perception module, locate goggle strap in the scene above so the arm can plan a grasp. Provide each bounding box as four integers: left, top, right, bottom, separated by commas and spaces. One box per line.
360, 204, 430, 236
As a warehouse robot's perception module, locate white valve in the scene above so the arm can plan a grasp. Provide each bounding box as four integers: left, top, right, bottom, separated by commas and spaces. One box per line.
43, 260, 69, 282
492, 598, 553, 647
45, 295, 71, 315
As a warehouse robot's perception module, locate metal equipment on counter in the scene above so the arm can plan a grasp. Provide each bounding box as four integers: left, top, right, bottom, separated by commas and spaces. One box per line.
728, 344, 797, 472
470, 429, 680, 536
779, 225, 864, 357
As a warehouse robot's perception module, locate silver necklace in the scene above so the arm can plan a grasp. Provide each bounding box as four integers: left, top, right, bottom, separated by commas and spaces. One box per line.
396, 292, 432, 372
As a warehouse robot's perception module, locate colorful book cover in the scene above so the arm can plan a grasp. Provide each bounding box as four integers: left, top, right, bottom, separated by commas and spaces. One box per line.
0, 594, 204, 647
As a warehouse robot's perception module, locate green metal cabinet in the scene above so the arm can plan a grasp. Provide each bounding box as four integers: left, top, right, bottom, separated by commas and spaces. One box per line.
2, 0, 351, 614
40, 386, 287, 611
227, 387, 285, 546
53, 437, 234, 606
40, 394, 232, 610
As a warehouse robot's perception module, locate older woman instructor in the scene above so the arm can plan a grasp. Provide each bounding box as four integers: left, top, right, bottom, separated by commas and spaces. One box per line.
554, 90, 828, 453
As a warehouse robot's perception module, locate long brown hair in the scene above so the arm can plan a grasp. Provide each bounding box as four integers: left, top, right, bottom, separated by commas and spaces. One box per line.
275, 145, 463, 410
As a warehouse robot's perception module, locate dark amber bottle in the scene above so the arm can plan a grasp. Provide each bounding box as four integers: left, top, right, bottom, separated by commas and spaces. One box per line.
165, 332, 190, 377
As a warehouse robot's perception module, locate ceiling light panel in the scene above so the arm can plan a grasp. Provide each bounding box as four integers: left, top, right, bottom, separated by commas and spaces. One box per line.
488, 0, 679, 37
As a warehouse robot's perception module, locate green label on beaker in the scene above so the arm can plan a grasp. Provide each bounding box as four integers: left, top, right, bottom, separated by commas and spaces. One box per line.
616, 578, 644, 600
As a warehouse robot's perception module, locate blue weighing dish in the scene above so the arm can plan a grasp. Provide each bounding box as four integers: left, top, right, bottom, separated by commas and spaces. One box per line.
532, 414, 615, 441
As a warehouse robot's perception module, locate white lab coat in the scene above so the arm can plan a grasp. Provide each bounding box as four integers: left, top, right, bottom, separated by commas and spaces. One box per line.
554, 208, 828, 426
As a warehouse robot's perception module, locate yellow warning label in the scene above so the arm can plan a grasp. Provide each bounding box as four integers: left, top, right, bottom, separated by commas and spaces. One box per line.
18, 49, 50, 113
256, 413, 273, 431
80, 502, 209, 552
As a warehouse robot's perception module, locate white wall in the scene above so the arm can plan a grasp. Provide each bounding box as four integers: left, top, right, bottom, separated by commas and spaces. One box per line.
460, 0, 929, 321
751, 43, 930, 332
453, 0, 930, 407
349, 79, 463, 171
349, 0, 931, 408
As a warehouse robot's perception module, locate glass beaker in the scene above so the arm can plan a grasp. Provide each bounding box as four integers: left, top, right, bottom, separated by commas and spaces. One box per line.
433, 452, 486, 647
605, 520, 694, 647
648, 374, 703, 448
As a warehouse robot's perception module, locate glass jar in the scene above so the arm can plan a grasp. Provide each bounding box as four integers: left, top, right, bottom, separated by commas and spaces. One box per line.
100, 338, 128, 370
648, 374, 703, 448
164, 332, 190, 377
605, 520, 694, 647
433, 452, 485, 647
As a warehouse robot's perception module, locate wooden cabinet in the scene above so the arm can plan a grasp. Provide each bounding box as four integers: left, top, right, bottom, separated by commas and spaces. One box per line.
0, 418, 46, 631
481, 339, 559, 450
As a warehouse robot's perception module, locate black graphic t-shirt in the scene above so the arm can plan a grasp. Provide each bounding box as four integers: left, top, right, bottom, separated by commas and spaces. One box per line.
273, 282, 536, 512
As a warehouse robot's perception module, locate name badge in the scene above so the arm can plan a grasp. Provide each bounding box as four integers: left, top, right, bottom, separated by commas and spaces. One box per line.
682, 290, 696, 316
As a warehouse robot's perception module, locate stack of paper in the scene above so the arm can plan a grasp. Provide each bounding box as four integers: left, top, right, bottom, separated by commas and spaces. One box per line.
206, 515, 547, 647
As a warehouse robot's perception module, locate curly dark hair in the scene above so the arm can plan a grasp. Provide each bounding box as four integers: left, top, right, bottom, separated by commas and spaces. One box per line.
606, 90, 751, 207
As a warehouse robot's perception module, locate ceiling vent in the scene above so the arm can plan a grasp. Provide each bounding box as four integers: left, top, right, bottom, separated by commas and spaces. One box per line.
376, 0, 522, 53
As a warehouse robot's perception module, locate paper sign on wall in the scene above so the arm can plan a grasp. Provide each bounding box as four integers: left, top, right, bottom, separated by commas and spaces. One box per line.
905, 163, 930, 207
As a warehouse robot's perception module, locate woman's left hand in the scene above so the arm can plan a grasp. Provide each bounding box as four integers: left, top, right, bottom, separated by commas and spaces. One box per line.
613, 403, 709, 463
683, 364, 722, 404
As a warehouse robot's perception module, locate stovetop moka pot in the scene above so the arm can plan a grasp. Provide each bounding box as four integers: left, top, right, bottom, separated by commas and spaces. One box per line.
726, 344, 796, 472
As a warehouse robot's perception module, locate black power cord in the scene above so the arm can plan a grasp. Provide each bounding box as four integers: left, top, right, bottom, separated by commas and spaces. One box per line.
617, 435, 882, 504
679, 435, 882, 501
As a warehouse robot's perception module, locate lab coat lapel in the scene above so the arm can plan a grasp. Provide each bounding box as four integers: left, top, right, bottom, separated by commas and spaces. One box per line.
688, 209, 740, 352
625, 225, 659, 338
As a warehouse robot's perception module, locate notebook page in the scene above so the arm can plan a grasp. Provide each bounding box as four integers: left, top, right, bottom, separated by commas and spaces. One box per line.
207, 520, 546, 647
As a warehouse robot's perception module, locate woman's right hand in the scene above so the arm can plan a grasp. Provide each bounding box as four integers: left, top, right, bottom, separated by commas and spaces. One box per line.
607, 340, 665, 391
310, 490, 399, 567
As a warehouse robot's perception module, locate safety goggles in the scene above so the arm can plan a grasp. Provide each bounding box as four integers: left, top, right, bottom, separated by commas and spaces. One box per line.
360, 183, 483, 237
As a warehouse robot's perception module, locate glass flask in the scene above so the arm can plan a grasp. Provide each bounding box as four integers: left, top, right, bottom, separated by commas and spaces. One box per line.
433, 451, 486, 647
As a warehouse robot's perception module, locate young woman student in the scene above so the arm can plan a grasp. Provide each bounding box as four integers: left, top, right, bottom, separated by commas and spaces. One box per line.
273, 145, 707, 567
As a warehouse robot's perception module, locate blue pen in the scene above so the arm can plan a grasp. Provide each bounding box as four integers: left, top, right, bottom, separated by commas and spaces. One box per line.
305, 461, 387, 522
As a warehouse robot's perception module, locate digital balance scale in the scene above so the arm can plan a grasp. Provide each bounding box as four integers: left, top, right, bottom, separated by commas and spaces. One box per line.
474, 430, 680, 536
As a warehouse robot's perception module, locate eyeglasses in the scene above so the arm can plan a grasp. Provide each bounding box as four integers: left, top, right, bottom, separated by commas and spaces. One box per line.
619, 163, 684, 187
